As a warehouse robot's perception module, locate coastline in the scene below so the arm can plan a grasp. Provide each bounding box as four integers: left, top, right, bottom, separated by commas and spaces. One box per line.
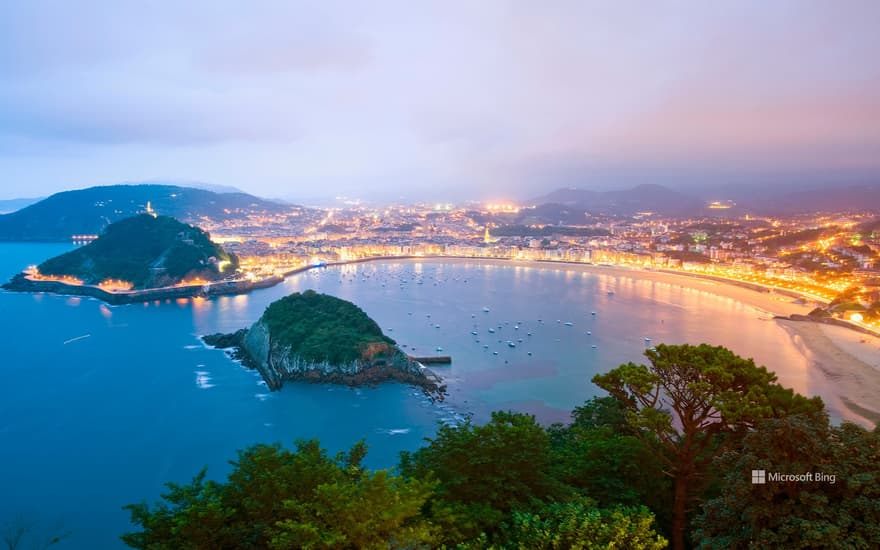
1, 272, 284, 305
318, 256, 880, 427
7, 253, 878, 426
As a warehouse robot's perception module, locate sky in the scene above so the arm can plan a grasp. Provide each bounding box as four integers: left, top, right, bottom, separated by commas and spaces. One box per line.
1, 0, 879, 203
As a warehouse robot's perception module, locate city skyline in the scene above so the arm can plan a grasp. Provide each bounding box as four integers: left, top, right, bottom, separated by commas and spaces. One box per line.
1, 0, 879, 201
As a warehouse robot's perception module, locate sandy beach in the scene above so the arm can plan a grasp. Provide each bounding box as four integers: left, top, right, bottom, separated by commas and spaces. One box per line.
368, 257, 880, 427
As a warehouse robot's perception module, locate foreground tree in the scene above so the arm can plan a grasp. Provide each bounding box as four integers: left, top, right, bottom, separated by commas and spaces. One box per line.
122, 440, 436, 549
592, 343, 823, 550
501, 498, 667, 550
548, 397, 671, 526
694, 415, 880, 549
399, 411, 565, 543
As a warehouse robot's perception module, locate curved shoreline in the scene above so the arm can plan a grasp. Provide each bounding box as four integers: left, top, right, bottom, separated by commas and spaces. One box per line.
6, 253, 878, 426
293, 256, 879, 427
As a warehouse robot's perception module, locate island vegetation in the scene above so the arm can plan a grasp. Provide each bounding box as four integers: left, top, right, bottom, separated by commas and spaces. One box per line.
260, 289, 396, 365
203, 290, 443, 396
122, 343, 880, 549
36, 214, 238, 289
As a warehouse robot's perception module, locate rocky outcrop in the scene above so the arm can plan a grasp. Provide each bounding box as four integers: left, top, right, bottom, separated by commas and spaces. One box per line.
203, 319, 445, 399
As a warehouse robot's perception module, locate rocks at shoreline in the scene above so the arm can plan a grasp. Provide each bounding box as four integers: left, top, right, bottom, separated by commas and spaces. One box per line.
2, 272, 282, 305
202, 322, 446, 400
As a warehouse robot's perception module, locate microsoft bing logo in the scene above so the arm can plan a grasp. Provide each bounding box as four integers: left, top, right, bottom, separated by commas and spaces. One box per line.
751, 470, 766, 484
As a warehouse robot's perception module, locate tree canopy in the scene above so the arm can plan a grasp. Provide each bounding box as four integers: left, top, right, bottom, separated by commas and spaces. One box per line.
38, 214, 237, 288
259, 290, 395, 365
593, 343, 824, 550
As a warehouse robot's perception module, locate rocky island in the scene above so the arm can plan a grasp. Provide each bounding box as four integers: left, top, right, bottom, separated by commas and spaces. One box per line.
203, 290, 445, 399
1, 214, 270, 304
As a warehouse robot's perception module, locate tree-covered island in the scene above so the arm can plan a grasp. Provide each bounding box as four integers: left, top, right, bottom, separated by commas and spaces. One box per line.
34, 214, 238, 288
203, 290, 445, 398
1, 214, 257, 303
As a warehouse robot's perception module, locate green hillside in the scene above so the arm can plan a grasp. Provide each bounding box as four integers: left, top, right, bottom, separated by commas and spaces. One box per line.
0, 184, 292, 241
260, 290, 395, 365
37, 215, 238, 288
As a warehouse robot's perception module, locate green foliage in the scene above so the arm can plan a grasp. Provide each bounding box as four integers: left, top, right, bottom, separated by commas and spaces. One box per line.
592, 343, 823, 550
122, 440, 436, 549
502, 499, 667, 550
694, 415, 880, 549
399, 411, 565, 541
260, 290, 395, 365
548, 398, 671, 524
38, 214, 237, 288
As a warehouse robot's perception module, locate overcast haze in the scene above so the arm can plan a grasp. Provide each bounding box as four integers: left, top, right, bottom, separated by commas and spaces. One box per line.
1, 0, 879, 202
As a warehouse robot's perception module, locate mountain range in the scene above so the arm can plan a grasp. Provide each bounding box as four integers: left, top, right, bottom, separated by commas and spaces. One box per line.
528, 184, 703, 218
525, 183, 880, 219
0, 184, 292, 241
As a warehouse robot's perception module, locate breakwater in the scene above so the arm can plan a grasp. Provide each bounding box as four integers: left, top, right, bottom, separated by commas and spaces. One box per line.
2, 273, 283, 305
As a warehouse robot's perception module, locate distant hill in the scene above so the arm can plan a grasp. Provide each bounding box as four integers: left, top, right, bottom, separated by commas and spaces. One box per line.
749, 184, 880, 215
0, 184, 291, 241
528, 184, 703, 218
37, 215, 238, 288
0, 197, 43, 214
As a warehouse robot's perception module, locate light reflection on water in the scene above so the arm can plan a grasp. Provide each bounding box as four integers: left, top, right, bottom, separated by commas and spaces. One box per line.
0, 247, 853, 549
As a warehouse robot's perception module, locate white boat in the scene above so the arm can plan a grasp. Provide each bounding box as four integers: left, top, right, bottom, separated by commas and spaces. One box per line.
564, 322, 573, 327
591, 344, 598, 349
471, 331, 478, 336
507, 341, 516, 348
493, 351, 499, 355
482, 307, 490, 312
644, 337, 651, 342
587, 331, 592, 335
436, 347, 443, 352
591, 311, 597, 315
488, 328, 495, 333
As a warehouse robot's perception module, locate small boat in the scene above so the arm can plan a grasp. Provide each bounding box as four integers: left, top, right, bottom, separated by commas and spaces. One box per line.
471, 331, 478, 336
514, 325, 519, 330
435, 324, 440, 328
527, 352, 532, 356
586, 331, 592, 335
591, 311, 597, 315
483, 344, 489, 349
492, 351, 499, 355
507, 341, 516, 348
436, 347, 443, 352
591, 344, 598, 349
488, 328, 495, 333
527, 332, 532, 336
607, 291, 614, 295
644, 337, 651, 342
564, 322, 573, 327
482, 307, 490, 312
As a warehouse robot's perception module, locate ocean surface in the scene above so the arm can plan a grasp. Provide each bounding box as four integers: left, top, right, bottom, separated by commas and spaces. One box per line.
0, 243, 837, 548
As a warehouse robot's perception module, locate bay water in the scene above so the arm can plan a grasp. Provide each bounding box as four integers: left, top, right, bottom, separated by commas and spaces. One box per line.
0, 244, 830, 547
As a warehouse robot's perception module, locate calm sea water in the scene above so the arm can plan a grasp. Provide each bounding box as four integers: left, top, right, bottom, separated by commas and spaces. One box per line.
0, 244, 837, 548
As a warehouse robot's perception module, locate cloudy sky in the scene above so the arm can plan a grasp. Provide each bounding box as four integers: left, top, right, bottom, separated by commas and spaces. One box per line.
1, 0, 878, 202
